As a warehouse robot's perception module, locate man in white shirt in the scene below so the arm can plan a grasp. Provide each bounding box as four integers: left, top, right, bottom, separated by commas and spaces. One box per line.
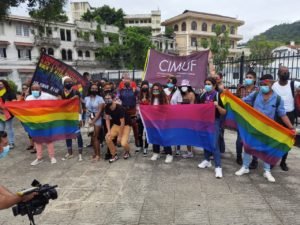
272, 66, 300, 171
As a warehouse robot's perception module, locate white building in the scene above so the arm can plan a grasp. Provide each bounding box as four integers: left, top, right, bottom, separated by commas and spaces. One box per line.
70, 1, 94, 23
0, 15, 120, 89
124, 10, 161, 36
272, 41, 300, 56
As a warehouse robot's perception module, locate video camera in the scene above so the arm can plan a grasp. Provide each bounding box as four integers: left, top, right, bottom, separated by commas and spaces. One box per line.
12, 180, 58, 225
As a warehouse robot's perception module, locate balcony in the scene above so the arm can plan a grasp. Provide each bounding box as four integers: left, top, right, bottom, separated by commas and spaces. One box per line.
75, 60, 106, 68
34, 36, 61, 47
229, 34, 243, 40
74, 40, 102, 50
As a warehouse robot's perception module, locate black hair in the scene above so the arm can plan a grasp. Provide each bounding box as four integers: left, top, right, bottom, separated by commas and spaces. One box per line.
83, 72, 90, 77
260, 74, 274, 81
204, 77, 218, 91
104, 92, 115, 99
168, 76, 177, 85
246, 71, 257, 79
0, 131, 7, 143
0, 80, 12, 93
87, 83, 99, 96
217, 72, 223, 79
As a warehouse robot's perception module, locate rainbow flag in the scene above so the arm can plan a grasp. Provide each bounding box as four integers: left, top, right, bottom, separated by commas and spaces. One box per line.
0, 99, 11, 121
221, 90, 295, 165
5, 98, 79, 143
140, 104, 216, 151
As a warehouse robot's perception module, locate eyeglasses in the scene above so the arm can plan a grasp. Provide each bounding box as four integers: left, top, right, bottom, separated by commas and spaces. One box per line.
0, 131, 7, 137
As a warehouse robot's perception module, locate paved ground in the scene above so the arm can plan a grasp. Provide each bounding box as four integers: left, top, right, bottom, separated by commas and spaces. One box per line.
0, 122, 300, 225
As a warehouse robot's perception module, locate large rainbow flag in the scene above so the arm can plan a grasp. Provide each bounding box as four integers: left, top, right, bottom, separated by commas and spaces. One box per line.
5, 98, 79, 143
221, 90, 295, 165
140, 104, 216, 151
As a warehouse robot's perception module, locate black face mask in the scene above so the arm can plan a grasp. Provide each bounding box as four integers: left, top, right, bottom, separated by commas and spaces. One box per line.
279, 73, 290, 81
64, 83, 73, 90
142, 87, 149, 92
91, 90, 98, 96
104, 90, 112, 94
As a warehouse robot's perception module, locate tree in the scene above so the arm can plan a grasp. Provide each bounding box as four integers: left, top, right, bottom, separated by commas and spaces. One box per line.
165, 26, 174, 38
210, 24, 230, 64
248, 37, 283, 58
82, 5, 125, 30
201, 39, 209, 49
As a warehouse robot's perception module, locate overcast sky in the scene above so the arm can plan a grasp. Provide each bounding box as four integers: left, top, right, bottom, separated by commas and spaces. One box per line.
11, 0, 300, 42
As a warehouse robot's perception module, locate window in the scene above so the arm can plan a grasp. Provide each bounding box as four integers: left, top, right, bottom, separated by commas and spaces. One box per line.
230, 40, 235, 48
0, 23, 4, 35
18, 49, 31, 60
46, 27, 52, 37
23, 25, 29, 36
78, 50, 83, 57
202, 23, 207, 32
221, 25, 226, 33
191, 37, 197, 47
66, 30, 71, 41
85, 50, 90, 58
60, 29, 65, 41
16, 24, 29, 36
181, 22, 186, 31
212, 24, 216, 32
48, 48, 54, 56
61, 49, 67, 60
221, 39, 226, 47
0, 48, 7, 58
174, 24, 178, 31
230, 26, 235, 35
191, 21, 197, 31
67, 50, 72, 61
170, 43, 173, 49
16, 24, 22, 36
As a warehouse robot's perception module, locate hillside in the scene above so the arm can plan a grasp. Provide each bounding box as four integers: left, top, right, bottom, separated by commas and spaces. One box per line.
253, 21, 300, 44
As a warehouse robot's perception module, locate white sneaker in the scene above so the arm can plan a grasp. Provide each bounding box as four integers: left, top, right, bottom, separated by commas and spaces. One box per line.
235, 167, 250, 176
198, 160, 212, 169
182, 151, 194, 158
31, 158, 43, 166
51, 157, 57, 164
151, 153, 160, 161
215, 167, 223, 178
165, 154, 173, 163
78, 154, 83, 161
62, 153, 73, 161
263, 171, 276, 183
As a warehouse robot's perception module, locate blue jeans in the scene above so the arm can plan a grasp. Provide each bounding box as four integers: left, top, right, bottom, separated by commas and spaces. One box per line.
0, 118, 14, 144
204, 119, 221, 168
66, 131, 83, 155
243, 152, 270, 172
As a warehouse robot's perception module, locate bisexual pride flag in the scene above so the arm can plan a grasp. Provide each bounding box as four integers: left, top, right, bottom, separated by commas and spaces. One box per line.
140, 104, 216, 151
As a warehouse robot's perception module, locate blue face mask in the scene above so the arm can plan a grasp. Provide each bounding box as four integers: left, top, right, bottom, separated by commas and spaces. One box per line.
0, 146, 10, 159
205, 85, 213, 92
245, 79, 254, 86
167, 83, 174, 89
260, 86, 270, 94
32, 91, 40, 98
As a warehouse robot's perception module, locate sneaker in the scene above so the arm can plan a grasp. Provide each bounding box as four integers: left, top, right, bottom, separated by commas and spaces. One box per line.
51, 158, 57, 164
182, 151, 194, 158
151, 153, 160, 161
9, 144, 15, 149
123, 152, 130, 159
235, 167, 250, 176
62, 153, 74, 161
78, 154, 83, 162
109, 155, 119, 163
143, 148, 148, 157
280, 162, 289, 171
104, 152, 112, 160
165, 154, 173, 163
249, 160, 258, 170
198, 160, 212, 169
215, 167, 223, 178
136, 147, 142, 153
263, 171, 276, 182
31, 158, 43, 166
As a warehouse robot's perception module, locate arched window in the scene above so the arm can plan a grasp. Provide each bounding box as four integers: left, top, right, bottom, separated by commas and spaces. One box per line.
78, 50, 83, 57
61, 49, 67, 60
202, 23, 207, 31
181, 22, 186, 31
174, 24, 178, 31
212, 24, 216, 32
221, 25, 227, 33
85, 50, 90, 58
67, 50, 72, 61
230, 26, 235, 35
48, 48, 54, 56
191, 21, 197, 31
40, 47, 46, 54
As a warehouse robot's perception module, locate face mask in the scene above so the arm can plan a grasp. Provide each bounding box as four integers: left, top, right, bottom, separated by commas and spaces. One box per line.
260, 86, 270, 94
280, 73, 290, 81
142, 87, 149, 92
0, 145, 10, 159
181, 87, 188, 92
167, 83, 174, 89
91, 90, 98, 96
204, 85, 213, 92
64, 82, 73, 90
152, 90, 160, 95
105, 99, 113, 106
104, 90, 112, 94
0, 86, 4, 90
32, 91, 40, 98
125, 82, 130, 88
245, 79, 254, 86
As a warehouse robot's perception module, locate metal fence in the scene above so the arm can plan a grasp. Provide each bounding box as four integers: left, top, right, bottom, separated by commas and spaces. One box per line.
214, 52, 300, 91
90, 70, 144, 84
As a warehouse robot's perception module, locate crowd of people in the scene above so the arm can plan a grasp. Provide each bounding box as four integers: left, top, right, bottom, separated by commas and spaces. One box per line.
0, 66, 298, 183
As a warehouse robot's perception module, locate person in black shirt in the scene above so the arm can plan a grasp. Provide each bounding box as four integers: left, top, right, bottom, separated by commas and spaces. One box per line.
0, 80, 16, 149
60, 76, 84, 162
104, 92, 131, 163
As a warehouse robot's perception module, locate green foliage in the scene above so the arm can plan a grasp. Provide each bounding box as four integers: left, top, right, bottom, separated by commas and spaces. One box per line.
77, 31, 90, 41
248, 37, 283, 58
7, 80, 17, 94
165, 26, 174, 38
201, 39, 209, 49
210, 24, 230, 64
82, 5, 125, 30
93, 26, 104, 42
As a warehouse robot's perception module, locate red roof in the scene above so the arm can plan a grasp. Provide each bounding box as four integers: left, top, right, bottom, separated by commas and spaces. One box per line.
0, 41, 10, 46
0, 69, 12, 73
14, 42, 34, 47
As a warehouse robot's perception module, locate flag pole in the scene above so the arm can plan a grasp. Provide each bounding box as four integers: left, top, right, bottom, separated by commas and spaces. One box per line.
142, 48, 151, 81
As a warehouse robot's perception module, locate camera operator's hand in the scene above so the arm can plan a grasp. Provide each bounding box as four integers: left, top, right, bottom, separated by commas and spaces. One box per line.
21, 192, 38, 202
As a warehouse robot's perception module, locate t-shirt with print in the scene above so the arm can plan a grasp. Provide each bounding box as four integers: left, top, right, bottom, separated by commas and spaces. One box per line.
84, 95, 104, 114
105, 104, 131, 126
198, 91, 224, 119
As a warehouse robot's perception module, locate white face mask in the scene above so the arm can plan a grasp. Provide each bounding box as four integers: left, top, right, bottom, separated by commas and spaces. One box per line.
181, 87, 188, 92
0, 145, 10, 159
